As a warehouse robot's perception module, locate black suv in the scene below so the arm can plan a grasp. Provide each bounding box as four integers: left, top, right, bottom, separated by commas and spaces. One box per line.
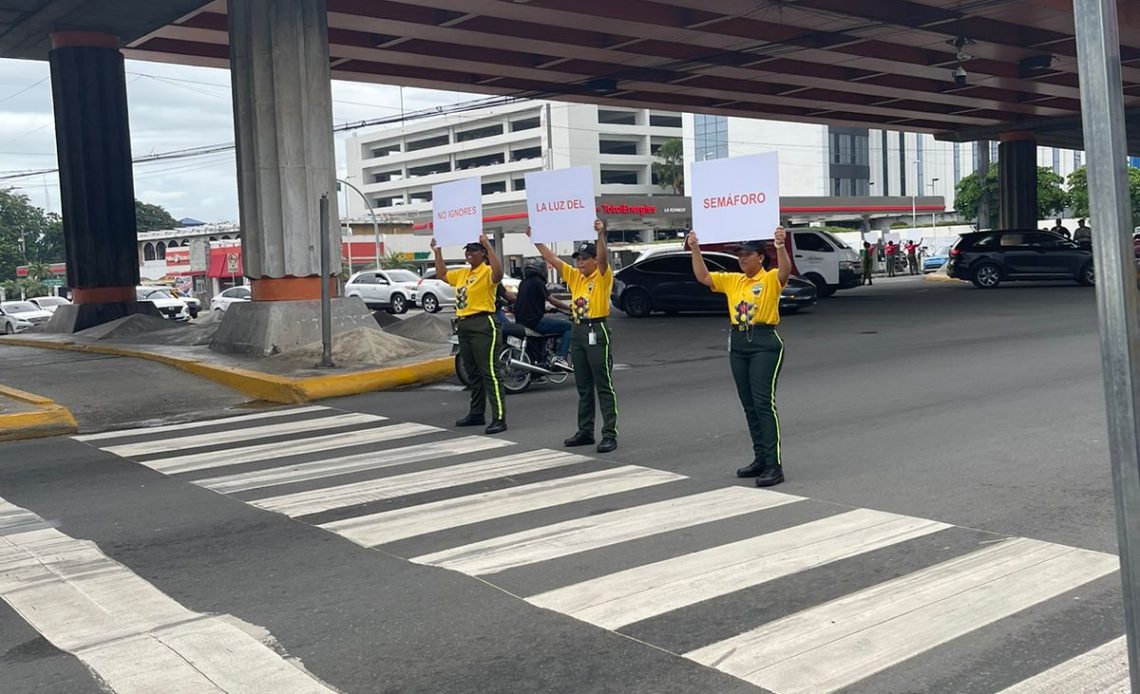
947, 230, 1094, 289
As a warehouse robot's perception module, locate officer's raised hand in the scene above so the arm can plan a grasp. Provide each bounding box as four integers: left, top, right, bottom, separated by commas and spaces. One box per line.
774, 226, 787, 245
594, 219, 604, 235
686, 231, 700, 251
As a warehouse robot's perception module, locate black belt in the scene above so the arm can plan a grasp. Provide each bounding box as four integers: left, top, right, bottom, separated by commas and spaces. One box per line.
574, 317, 608, 325
458, 311, 495, 321
733, 322, 775, 331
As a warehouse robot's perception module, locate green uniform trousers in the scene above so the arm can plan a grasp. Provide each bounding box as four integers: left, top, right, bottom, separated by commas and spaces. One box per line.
458, 313, 506, 421
570, 320, 618, 440
729, 326, 784, 469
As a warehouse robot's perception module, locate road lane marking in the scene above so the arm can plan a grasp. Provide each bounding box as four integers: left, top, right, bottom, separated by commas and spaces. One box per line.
412, 487, 803, 576
143, 422, 434, 475
322, 465, 685, 546
996, 636, 1129, 694
198, 435, 511, 494
253, 449, 588, 517
0, 498, 335, 694
102, 412, 385, 458
74, 406, 329, 442
529, 508, 949, 630
685, 537, 1119, 694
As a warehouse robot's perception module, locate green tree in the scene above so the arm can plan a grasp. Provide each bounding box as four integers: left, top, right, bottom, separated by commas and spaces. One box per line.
1067, 165, 1140, 226
652, 138, 685, 194
0, 189, 61, 281
23, 260, 52, 282
135, 200, 180, 232
954, 164, 1070, 223
378, 251, 415, 270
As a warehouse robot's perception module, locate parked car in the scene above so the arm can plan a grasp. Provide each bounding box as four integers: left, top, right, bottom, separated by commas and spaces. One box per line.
422, 267, 521, 310
923, 245, 952, 273
29, 296, 71, 314
0, 301, 53, 334
169, 289, 200, 318
947, 230, 1094, 289
611, 250, 817, 317
702, 229, 860, 297
344, 269, 423, 314
136, 287, 189, 320
210, 285, 251, 313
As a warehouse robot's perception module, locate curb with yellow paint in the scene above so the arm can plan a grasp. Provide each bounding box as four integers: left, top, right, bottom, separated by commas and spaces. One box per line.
0, 336, 455, 405
0, 383, 78, 442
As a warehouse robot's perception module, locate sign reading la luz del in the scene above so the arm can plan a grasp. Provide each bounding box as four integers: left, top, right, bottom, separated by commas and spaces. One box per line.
525, 166, 596, 244
690, 152, 781, 244
432, 177, 483, 247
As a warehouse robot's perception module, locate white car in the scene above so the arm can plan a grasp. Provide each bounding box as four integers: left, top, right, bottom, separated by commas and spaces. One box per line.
210, 285, 251, 313
136, 287, 189, 320
0, 301, 53, 334
344, 269, 420, 314
421, 266, 520, 312
29, 296, 71, 314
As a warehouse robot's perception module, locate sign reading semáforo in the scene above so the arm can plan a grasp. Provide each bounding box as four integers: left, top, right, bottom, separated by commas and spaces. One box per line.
690, 152, 780, 244
525, 166, 596, 243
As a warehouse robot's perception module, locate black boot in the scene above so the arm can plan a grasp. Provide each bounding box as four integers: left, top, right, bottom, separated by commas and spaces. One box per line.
756, 465, 785, 487
736, 460, 765, 478
485, 419, 507, 435
596, 437, 617, 453
564, 432, 595, 447
456, 414, 485, 427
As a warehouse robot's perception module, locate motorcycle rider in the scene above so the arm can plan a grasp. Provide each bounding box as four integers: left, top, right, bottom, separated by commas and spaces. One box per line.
514, 257, 573, 372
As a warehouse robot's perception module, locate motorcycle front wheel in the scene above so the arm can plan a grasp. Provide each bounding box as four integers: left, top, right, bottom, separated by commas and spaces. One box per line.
500, 346, 532, 394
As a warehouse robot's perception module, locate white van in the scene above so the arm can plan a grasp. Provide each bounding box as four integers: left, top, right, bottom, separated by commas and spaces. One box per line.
787, 230, 862, 297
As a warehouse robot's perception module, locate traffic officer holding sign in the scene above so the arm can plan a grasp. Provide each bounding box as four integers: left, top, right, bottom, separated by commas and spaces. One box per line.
528, 220, 619, 453
431, 234, 507, 435
688, 227, 791, 487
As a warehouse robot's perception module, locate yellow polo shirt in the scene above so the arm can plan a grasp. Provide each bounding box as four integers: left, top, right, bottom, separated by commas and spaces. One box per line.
710, 270, 783, 326
561, 264, 613, 323
446, 263, 497, 317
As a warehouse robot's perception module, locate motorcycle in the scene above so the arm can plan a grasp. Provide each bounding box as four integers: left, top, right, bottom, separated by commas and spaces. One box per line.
452, 310, 572, 394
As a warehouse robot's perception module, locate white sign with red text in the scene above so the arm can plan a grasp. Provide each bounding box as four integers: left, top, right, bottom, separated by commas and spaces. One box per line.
525, 166, 596, 243
432, 177, 483, 247
690, 152, 780, 243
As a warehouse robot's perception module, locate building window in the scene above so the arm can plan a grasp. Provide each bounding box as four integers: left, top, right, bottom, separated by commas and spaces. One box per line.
1075, 151, 1083, 168
599, 140, 639, 155
510, 146, 542, 161
512, 178, 526, 191
409, 190, 433, 204
374, 196, 404, 208
649, 114, 682, 128
156, 242, 166, 260
953, 142, 961, 183
990, 140, 999, 162
406, 133, 449, 152
407, 162, 450, 177
598, 109, 637, 126
481, 181, 508, 195
600, 168, 640, 185
694, 114, 728, 161
143, 242, 155, 261
372, 169, 404, 183
457, 152, 505, 169
456, 124, 504, 143
368, 143, 400, 158
511, 117, 540, 132
1053, 148, 1061, 174
856, 179, 870, 196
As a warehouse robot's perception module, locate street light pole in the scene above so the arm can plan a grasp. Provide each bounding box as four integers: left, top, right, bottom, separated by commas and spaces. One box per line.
337, 178, 381, 269
929, 178, 940, 243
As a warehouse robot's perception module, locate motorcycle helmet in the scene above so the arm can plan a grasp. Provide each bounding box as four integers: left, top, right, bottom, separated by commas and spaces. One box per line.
523, 257, 547, 278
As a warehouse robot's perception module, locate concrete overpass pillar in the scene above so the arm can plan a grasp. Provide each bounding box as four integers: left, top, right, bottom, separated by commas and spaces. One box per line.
999, 132, 1038, 230
45, 32, 157, 332
215, 0, 377, 356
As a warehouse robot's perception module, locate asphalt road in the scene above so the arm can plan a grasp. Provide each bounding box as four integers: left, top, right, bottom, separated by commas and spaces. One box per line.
0, 275, 1127, 694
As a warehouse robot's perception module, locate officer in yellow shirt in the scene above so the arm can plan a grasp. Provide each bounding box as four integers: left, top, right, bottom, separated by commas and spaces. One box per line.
528, 220, 618, 453
688, 227, 791, 487
431, 234, 507, 435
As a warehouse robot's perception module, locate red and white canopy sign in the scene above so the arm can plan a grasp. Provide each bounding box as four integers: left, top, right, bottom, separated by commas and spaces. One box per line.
690, 152, 781, 243
432, 177, 483, 247
525, 166, 596, 243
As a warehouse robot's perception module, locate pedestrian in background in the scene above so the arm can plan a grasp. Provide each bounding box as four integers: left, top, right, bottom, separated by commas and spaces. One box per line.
1051, 218, 1071, 239
1074, 219, 1092, 245
687, 227, 791, 487
885, 240, 898, 277
431, 234, 507, 435
528, 220, 619, 453
905, 240, 919, 275
860, 241, 874, 286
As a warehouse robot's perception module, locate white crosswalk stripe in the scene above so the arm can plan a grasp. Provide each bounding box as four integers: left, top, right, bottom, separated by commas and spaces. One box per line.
528, 508, 950, 630
74, 405, 329, 442
322, 465, 686, 547
996, 636, 1129, 694
75, 406, 1127, 694
0, 497, 336, 694
411, 487, 802, 576
101, 411, 385, 458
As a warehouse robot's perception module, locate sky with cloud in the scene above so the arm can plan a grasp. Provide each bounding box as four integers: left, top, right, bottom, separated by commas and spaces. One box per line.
0, 57, 478, 223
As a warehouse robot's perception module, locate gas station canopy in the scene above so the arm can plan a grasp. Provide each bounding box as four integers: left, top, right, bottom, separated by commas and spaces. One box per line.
5, 0, 1140, 151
